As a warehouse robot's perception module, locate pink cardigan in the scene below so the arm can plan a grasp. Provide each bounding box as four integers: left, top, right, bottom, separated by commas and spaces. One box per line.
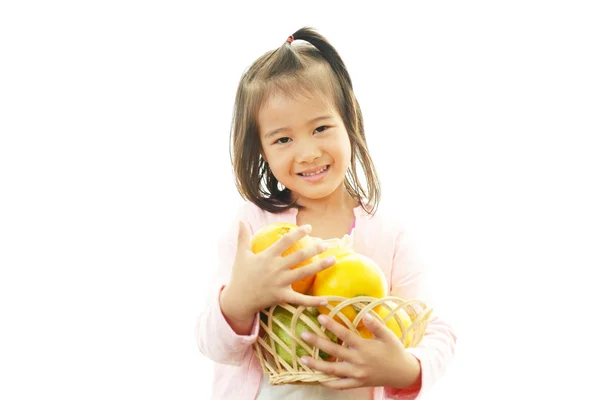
195, 202, 457, 399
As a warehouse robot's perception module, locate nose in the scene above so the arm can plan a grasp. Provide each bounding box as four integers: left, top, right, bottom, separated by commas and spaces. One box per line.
295, 137, 322, 164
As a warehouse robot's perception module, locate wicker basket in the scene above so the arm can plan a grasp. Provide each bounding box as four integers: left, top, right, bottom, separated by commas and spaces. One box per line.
253, 295, 432, 385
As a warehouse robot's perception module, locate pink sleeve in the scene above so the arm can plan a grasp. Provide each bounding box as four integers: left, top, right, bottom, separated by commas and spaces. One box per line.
194, 205, 261, 365
383, 229, 457, 399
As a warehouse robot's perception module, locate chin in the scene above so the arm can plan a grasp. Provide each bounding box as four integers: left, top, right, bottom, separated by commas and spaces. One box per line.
290, 184, 345, 202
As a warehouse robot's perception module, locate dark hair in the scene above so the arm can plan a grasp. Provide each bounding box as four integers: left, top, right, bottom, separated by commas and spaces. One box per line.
230, 26, 381, 215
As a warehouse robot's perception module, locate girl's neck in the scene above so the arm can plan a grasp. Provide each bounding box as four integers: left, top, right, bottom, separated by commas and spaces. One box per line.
293, 186, 357, 217
293, 187, 357, 240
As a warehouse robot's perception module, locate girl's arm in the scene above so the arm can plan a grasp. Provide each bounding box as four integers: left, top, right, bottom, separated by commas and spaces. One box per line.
194, 209, 260, 365
383, 229, 457, 399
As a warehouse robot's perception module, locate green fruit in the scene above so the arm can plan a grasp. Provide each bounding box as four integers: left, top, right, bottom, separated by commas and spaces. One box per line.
267, 306, 337, 366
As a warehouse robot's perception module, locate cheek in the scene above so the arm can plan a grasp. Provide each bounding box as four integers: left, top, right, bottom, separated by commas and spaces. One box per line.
264, 150, 293, 177
332, 136, 352, 168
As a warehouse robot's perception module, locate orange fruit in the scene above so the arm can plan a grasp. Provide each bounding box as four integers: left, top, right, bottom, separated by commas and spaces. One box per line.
312, 247, 388, 326
250, 222, 316, 294
357, 301, 413, 346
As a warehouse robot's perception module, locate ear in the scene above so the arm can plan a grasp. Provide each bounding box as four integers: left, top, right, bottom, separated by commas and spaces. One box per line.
259, 151, 268, 165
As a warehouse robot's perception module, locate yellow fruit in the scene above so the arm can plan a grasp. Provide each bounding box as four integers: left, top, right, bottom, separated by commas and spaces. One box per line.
251, 222, 316, 294
357, 301, 413, 346
312, 247, 388, 325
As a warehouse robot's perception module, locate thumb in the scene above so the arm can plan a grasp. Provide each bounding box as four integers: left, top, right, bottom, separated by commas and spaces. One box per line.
363, 313, 395, 342
236, 220, 252, 254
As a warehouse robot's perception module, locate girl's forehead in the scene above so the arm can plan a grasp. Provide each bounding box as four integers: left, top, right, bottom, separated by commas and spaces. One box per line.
259, 90, 336, 118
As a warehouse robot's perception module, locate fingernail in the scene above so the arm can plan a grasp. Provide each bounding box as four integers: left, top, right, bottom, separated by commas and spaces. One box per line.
326, 256, 336, 264
302, 224, 312, 233
364, 314, 373, 323
301, 332, 310, 340
300, 356, 309, 364
318, 314, 327, 324
320, 299, 329, 306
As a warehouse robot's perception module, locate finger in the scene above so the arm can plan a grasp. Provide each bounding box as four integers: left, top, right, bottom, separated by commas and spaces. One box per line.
300, 330, 354, 363
300, 357, 355, 378
281, 241, 328, 268
362, 313, 396, 343
283, 256, 335, 286
321, 377, 363, 390
282, 291, 329, 308
317, 314, 362, 349
267, 224, 312, 256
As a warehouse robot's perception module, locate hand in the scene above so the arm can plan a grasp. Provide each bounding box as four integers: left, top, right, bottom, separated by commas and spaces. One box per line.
299, 313, 421, 390
222, 221, 335, 322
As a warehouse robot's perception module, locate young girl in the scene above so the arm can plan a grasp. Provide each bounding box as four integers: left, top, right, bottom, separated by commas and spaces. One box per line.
196, 27, 456, 399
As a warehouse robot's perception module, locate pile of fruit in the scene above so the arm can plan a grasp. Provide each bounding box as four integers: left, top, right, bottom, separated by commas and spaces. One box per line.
251, 222, 417, 369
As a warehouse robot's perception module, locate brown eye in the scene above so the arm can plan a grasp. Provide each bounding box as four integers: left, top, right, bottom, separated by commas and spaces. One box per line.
276, 137, 292, 144
315, 126, 329, 134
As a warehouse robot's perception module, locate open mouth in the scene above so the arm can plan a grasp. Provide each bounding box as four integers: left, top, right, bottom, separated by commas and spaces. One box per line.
298, 165, 330, 177
297, 165, 330, 182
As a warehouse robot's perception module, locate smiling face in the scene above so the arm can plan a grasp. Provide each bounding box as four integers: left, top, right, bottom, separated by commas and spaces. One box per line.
258, 90, 352, 204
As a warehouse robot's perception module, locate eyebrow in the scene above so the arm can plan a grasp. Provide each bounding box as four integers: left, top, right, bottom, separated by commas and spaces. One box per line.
264, 115, 334, 139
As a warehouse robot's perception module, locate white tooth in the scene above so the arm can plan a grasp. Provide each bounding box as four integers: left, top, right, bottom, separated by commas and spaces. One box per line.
302, 166, 327, 176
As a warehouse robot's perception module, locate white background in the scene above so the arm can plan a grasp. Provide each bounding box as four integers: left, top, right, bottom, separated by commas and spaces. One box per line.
1, 1, 599, 399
